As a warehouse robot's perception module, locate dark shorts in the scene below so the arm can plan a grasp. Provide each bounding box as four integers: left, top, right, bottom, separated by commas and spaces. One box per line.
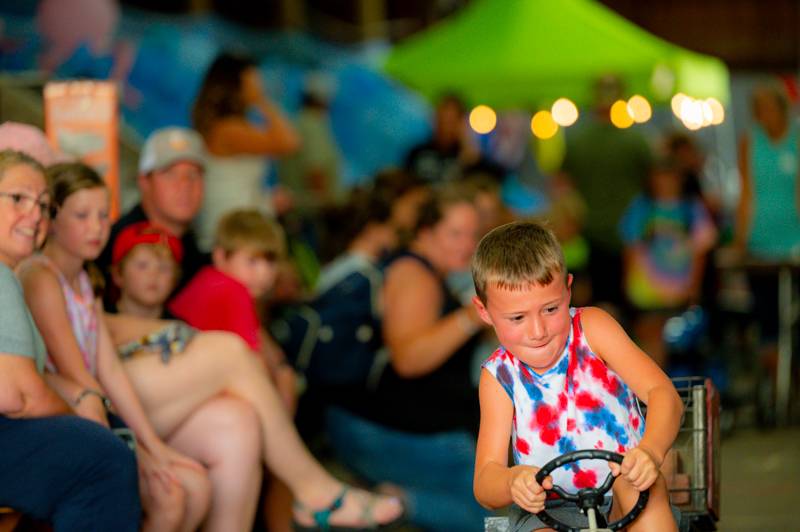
508, 498, 612, 532
508, 499, 683, 531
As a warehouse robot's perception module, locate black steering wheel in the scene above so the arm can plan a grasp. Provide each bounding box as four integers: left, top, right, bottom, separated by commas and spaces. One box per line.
533, 449, 649, 531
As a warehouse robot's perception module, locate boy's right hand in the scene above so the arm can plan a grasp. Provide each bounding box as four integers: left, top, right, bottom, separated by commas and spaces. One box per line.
509, 465, 553, 514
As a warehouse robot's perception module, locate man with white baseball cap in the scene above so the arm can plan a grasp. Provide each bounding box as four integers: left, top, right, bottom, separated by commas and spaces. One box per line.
97, 127, 208, 297
97, 127, 270, 532
138, 126, 206, 175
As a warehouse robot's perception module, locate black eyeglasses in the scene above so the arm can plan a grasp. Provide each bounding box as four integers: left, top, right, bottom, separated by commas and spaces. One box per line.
0, 192, 53, 219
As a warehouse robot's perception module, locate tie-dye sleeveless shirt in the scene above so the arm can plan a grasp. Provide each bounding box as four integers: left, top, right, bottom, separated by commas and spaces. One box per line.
482, 307, 644, 493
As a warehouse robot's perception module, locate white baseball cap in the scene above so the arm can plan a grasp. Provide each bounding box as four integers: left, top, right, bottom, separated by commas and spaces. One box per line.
139, 127, 206, 175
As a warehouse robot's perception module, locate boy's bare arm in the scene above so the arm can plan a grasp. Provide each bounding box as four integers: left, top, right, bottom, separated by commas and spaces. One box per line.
474, 369, 535, 509
474, 371, 515, 508
581, 307, 683, 465
474, 370, 555, 511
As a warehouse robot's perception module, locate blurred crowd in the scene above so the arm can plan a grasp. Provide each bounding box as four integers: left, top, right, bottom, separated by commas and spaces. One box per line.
1, 28, 799, 531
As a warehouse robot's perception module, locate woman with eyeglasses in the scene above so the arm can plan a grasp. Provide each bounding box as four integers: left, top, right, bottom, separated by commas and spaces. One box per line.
0, 149, 142, 530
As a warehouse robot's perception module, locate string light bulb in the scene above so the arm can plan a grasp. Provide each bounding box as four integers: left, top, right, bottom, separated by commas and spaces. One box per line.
551, 98, 579, 127
531, 110, 559, 139
469, 105, 497, 134
610, 100, 634, 128
627, 95, 652, 123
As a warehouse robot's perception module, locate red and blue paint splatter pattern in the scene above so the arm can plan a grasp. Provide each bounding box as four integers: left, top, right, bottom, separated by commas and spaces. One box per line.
482, 307, 645, 493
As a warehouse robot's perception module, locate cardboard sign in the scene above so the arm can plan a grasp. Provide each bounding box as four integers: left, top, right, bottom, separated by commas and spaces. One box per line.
44, 80, 120, 220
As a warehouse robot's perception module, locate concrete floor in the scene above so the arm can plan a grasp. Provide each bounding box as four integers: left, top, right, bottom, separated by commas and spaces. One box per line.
313, 425, 800, 532
718, 427, 800, 531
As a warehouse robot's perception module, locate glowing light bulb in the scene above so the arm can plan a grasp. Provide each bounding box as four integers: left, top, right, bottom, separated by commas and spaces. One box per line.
531, 111, 559, 139
469, 105, 497, 134
700, 100, 714, 126
610, 100, 634, 129
706, 98, 725, 125
683, 118, 702, 131
551, 98, 579, 127
626, 95, 652, 123
671, 93, 688, 118
679, 98, 703, 129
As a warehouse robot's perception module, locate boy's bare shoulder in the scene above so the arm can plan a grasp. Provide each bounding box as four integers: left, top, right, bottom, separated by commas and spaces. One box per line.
578, 306, 627, 351
579, 306, 618, 329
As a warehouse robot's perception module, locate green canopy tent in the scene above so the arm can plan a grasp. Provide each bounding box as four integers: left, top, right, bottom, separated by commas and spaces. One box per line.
384, 0, 730, 110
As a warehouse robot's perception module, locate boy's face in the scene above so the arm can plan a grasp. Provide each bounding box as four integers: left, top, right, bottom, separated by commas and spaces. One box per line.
473, 272, 573, 373
215, 247, 278, 299
114, 245, 177, 309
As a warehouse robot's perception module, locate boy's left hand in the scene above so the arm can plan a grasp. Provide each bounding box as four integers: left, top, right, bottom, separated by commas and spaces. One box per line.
609, 446, 660, 492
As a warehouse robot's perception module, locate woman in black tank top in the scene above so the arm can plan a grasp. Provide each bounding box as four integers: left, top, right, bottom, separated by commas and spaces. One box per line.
326, 185, 490, 531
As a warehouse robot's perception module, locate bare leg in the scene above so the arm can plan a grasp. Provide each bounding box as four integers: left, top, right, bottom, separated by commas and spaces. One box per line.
167, 396, 263, 532
123, 332, 403, 528
138, 446, 185, 532
610, 474, 676, 532
172, 462, 212, 532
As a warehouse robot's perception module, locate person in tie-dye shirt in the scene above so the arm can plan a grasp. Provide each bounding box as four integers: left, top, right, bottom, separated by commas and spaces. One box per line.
471, 221, 682, 531
619, 155, 717, 368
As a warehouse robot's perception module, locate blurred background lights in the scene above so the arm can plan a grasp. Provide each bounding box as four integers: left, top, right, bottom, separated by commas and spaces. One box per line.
626, 95, 652, 123
700, 100, 714, 126
610, 100, 634, 128
684, 119, 702, 131
671, 92, 688, 117
679, 98, 703, 129
531, 110, 559, 139
672, 94, 725, 129
551, 98, 579, 126
469, 104, 497, 134
706, 97, 725, 125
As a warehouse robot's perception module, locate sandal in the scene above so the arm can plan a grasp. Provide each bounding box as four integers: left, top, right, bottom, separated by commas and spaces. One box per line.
293, 486, 406, 531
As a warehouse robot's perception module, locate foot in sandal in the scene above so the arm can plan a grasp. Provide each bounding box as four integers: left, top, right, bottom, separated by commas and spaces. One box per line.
293, 485, 405, 531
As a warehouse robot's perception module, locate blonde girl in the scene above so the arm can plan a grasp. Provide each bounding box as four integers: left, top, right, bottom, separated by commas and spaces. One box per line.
19, 163, 211, 532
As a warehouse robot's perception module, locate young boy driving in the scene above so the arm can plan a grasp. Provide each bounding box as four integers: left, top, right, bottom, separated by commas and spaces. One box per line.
471, 221, 682, 531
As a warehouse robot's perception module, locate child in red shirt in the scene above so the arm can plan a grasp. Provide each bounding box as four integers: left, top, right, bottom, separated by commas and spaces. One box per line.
168, 208, 296, 409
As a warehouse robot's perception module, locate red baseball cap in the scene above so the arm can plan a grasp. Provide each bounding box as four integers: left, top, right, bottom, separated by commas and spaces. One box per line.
112, 222, 183, 266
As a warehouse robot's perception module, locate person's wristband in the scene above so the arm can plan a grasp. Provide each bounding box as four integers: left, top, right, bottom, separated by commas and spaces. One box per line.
73, 388, 112, 411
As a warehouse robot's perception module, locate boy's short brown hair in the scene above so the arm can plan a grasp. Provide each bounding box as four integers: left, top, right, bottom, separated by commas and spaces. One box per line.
471, 221, 566, 304
214, 208, 286, 259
